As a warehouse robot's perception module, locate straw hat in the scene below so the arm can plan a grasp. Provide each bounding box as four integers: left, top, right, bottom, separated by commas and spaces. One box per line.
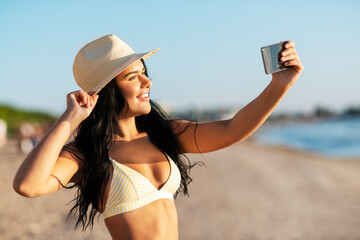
73, 34, 160, 94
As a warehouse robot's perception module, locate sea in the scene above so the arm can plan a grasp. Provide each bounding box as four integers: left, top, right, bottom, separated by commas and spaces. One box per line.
254, 116, 360, 159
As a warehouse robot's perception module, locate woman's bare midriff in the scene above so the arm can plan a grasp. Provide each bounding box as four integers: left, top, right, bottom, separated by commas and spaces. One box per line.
104, 199, 178, 240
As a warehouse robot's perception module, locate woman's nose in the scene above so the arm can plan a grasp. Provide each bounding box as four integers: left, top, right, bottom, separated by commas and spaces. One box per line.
140, 75, 152, 88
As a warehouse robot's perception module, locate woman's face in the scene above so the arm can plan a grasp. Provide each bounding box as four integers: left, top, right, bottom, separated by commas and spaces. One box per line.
115, 60, 152, 117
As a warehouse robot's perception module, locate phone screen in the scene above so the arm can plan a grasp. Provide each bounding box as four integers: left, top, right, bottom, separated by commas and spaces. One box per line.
261, 42, 286, 74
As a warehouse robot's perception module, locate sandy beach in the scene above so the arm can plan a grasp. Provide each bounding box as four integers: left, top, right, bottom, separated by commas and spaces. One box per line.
1, 139, 360, 240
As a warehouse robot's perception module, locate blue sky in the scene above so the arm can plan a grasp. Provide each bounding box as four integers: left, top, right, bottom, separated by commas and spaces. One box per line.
0, 0, 359, 115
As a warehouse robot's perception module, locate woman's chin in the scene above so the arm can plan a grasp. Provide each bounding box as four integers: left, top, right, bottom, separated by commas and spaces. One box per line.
143, 108, 152, 115
135, 107, 152, 117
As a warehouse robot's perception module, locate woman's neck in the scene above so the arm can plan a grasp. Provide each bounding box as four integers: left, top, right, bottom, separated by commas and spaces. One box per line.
115, 117, 144, 141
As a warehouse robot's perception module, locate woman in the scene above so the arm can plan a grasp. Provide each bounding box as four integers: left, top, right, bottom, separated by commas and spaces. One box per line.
13, 34, 303, 239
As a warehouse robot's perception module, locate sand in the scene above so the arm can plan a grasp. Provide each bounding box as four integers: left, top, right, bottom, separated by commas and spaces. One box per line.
1, 139, 360, 240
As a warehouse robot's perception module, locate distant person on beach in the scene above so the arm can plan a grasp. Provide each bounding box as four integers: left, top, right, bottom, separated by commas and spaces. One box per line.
18, 122, 35, 154
13, 34, 303, 239
0, 119, 7, 148
18, 122, 45, 154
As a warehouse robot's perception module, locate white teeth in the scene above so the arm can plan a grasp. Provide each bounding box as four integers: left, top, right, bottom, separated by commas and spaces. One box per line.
141, 93, 148, 98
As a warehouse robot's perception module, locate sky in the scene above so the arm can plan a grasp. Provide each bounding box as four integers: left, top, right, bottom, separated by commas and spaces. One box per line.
0, 0, 359, 116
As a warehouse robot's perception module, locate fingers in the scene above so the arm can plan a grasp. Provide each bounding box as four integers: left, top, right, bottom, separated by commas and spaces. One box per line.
84, 92, 98, 108
280, 40, 303, 70
284, 40, 295, 48
283, 58, 301, 67
78, 90, 88, 106
280, 53, 297, 62
92, 94, 99, 106
86, 93, 93, 108
69, 90, 98, 108
281, 42, 296, 58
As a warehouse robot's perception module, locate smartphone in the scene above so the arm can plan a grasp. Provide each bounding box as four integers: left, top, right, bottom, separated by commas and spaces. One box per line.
261, 42, 287, 74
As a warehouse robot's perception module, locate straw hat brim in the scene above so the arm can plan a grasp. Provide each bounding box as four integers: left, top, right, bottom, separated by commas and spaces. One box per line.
77, 47, 161, 95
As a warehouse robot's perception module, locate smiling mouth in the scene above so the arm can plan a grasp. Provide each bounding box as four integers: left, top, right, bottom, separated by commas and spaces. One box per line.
137, 92, 150, 101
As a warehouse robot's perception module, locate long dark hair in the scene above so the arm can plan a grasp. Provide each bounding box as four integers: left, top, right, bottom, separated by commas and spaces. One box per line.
63, 60, 199, 231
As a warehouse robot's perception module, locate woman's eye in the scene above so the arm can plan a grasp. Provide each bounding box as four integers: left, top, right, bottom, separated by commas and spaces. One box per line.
128, 75, 137, 81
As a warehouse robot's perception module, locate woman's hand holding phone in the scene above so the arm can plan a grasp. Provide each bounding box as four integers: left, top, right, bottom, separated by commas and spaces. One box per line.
271, 41, 304, 90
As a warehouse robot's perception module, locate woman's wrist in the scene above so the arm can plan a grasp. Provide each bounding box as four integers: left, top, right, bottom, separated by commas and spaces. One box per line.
269, 77, 292, 93
60, 110, 85, 132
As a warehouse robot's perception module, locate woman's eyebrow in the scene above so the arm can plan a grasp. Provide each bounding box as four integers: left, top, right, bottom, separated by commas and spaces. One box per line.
122, 67, 145, 79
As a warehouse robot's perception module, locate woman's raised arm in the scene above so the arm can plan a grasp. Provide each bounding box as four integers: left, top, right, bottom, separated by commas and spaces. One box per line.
13, 91, 98, 197
173, 41, 304, 154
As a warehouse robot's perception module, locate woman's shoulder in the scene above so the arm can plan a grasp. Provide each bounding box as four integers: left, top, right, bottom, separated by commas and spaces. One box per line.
169, 119, 196, 135
59, 142, 84, 184
60, 142, 85, 166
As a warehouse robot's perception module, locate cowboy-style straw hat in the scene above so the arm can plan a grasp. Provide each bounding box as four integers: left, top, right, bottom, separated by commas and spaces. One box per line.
73, 34, 160, 94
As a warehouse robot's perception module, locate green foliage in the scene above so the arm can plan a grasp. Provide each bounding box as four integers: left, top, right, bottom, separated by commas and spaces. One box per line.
313, 106, 336, 118
0, 104, 57, 135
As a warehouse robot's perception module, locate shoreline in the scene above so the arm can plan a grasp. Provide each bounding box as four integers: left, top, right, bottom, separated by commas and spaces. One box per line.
249, 136, 360, 161
252, 116, 360, 161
